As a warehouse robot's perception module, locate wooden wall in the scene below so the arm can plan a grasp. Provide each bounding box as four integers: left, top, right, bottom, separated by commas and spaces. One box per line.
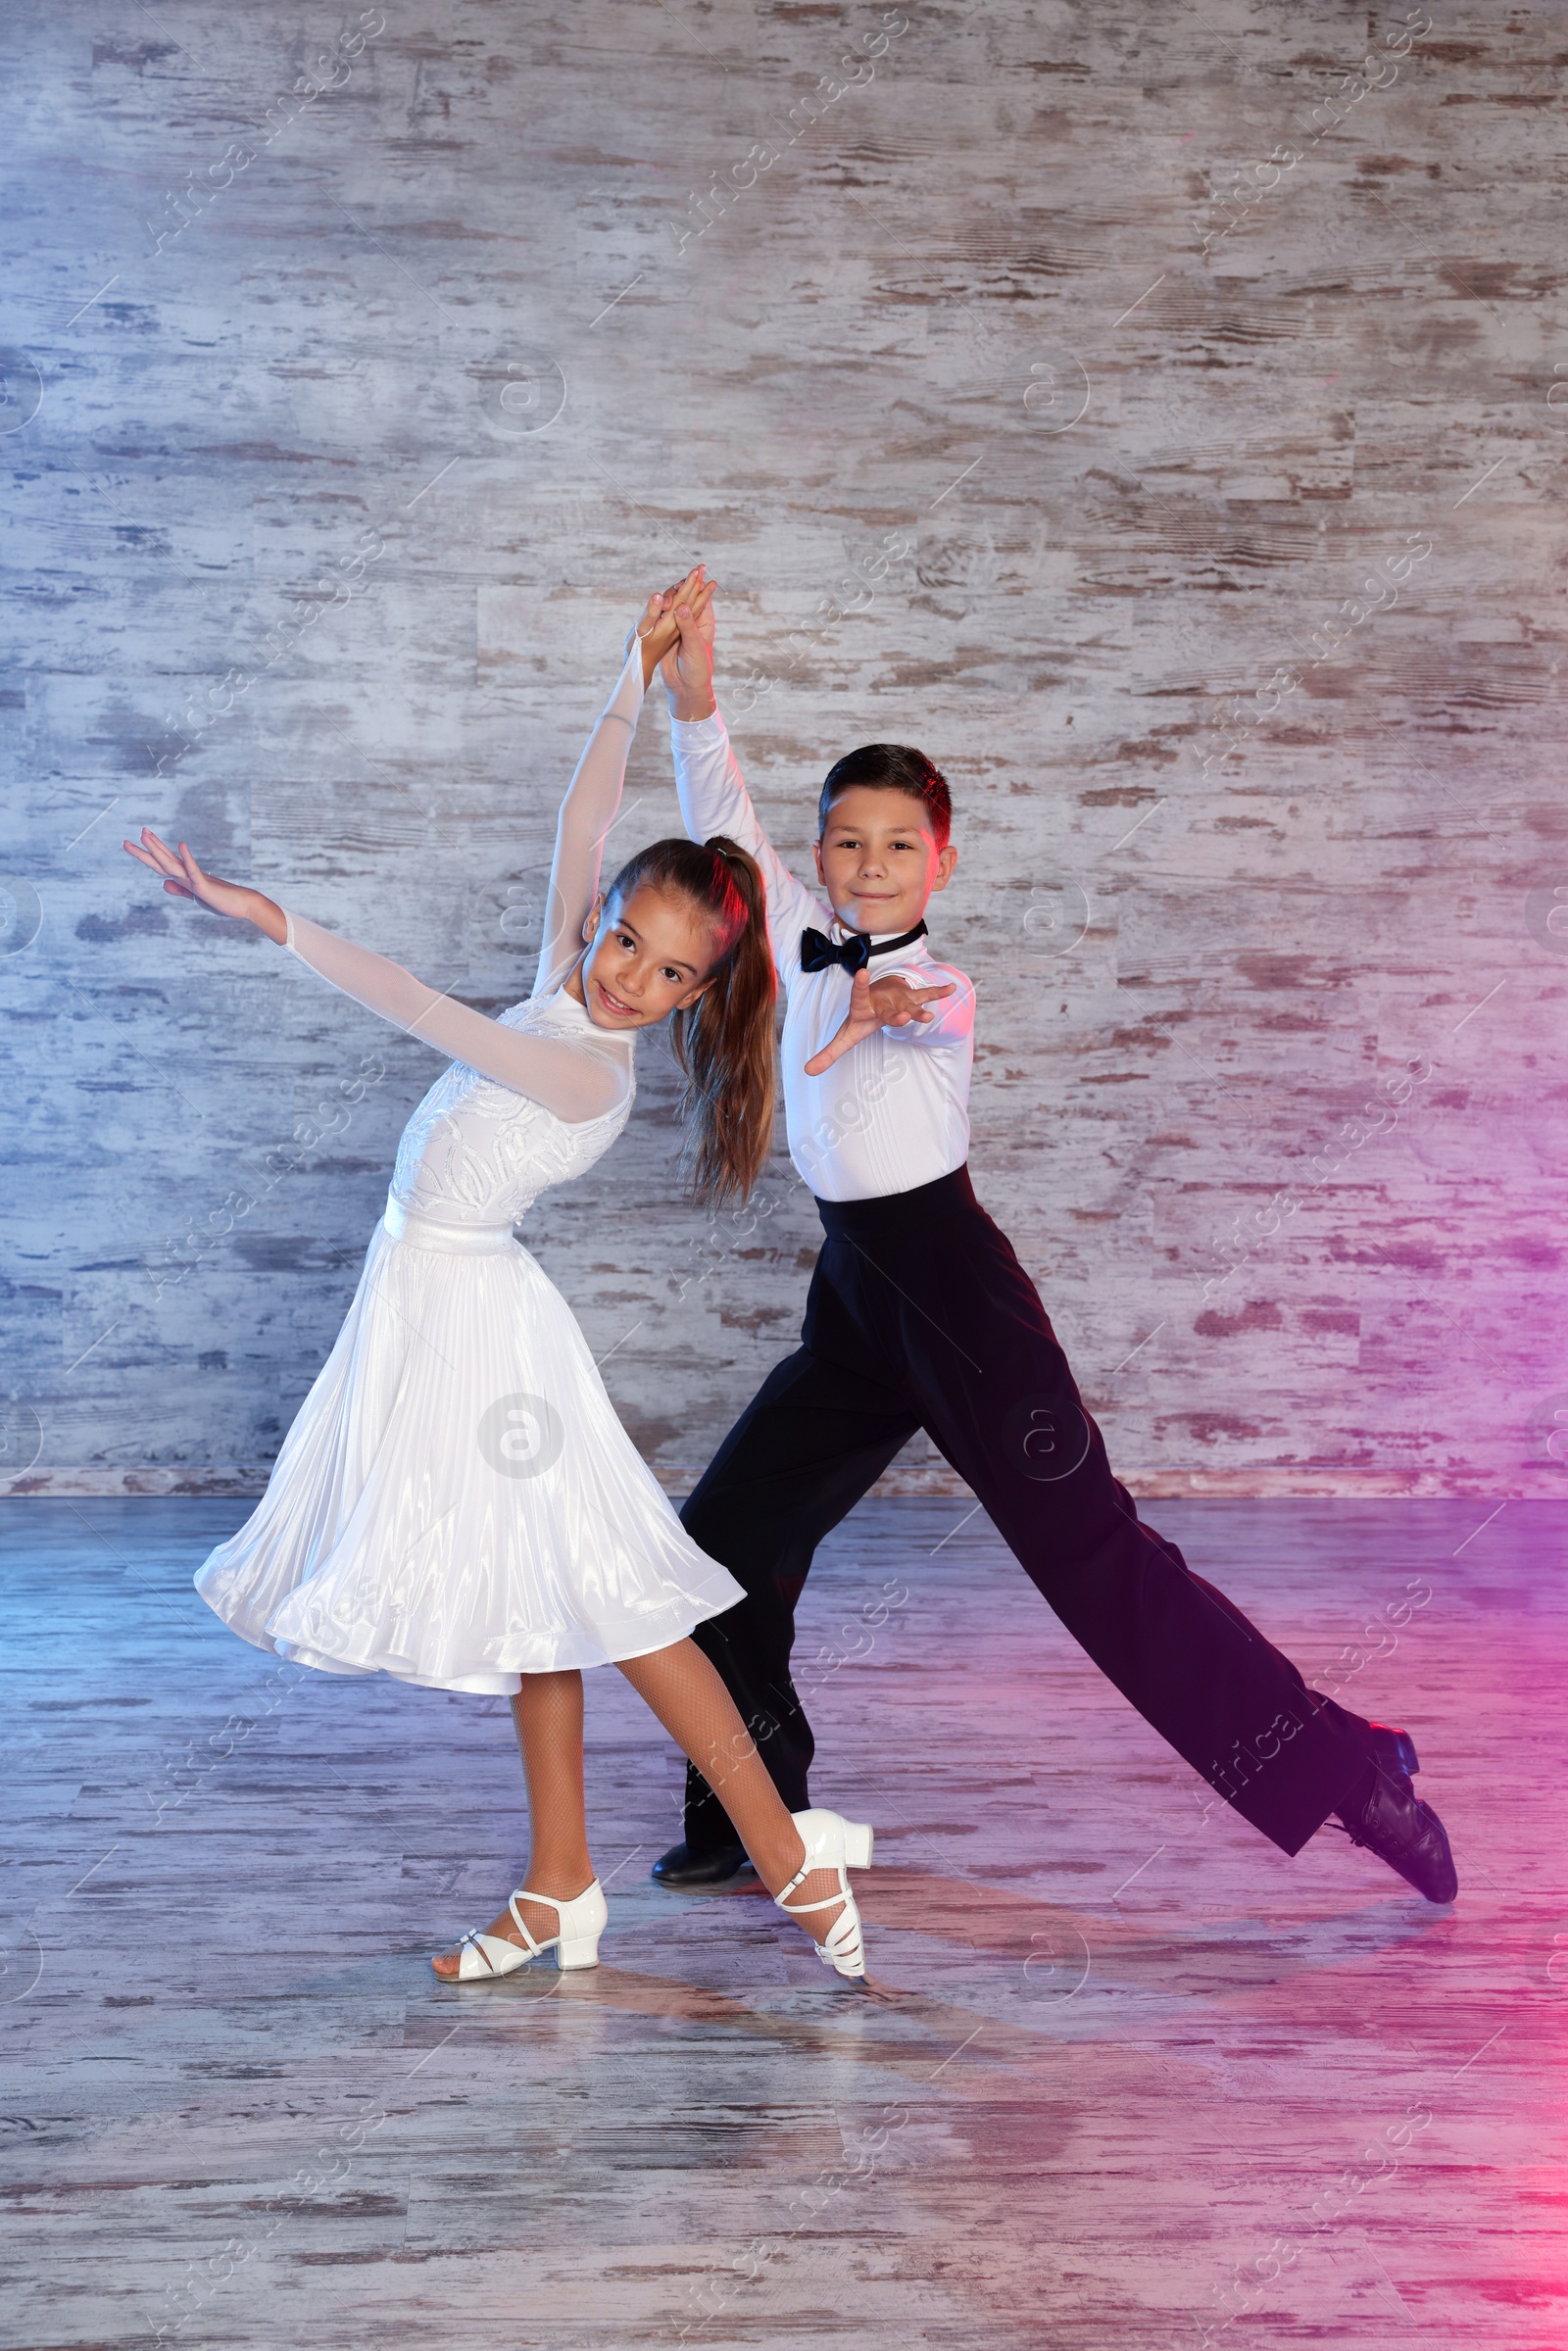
4, 2, 1564, 1497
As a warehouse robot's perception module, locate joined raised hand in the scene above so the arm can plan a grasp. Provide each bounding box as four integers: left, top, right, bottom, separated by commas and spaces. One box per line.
803, 967, 956, 1076
660, 578, 717, 720
629, 563, 713, 691
121, 828, 286, 943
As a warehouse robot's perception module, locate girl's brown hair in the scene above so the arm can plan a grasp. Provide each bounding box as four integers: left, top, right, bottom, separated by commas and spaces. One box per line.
604, 834, 775, 1206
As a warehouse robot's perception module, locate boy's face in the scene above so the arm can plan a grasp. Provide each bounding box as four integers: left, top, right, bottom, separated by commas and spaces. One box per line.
812, 785, 957, 937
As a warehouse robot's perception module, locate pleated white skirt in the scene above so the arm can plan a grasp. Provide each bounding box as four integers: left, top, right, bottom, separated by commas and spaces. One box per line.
196, 1201, 744, 1692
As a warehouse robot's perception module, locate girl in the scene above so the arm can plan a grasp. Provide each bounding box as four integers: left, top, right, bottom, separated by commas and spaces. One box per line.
122, 574, 870, 1984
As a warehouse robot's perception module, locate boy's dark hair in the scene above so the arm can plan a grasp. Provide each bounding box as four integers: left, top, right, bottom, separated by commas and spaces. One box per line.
817, 744, 951, 850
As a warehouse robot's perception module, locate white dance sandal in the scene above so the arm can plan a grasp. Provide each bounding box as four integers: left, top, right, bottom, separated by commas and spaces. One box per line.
445, 1880, 609, 1982
773, 1810, 874, 1982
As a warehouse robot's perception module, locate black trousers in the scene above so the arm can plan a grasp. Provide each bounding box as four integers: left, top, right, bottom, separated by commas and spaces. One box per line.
679, 1165, 1374, 1860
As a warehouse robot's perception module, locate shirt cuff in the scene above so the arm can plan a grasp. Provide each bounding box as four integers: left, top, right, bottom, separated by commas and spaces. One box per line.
670, 706, 727, 745
281, 906, 297, 954
879, 964, 964, 1039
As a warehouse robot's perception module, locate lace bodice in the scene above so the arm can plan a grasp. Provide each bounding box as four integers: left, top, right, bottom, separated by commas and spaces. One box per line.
389, 986, 634, 1228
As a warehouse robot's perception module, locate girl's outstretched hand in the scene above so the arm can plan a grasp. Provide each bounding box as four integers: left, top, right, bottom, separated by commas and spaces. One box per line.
121, 828, 287, 944
803, 969, 956, 1075
629, 563, 711, 690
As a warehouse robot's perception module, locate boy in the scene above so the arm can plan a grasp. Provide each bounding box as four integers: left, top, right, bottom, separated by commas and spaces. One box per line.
651, 588, 1456, 1907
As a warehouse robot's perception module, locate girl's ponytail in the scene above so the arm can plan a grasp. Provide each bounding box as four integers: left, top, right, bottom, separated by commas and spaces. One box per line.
673, 836, 775, 1206
603, 833, 776, 1206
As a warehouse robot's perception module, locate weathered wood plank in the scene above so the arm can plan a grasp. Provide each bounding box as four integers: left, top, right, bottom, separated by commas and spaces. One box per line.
2, 3, 1563, 1501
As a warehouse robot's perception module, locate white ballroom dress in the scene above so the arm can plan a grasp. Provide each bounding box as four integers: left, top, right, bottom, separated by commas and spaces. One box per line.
195, 647, 744, 1693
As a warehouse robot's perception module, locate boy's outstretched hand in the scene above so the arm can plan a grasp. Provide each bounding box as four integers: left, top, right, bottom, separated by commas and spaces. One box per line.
661, 585, 717, 721
803, 968, 956, 1075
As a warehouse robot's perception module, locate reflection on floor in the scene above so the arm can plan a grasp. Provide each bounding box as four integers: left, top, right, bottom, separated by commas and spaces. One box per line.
3, 1496, 1563, 2350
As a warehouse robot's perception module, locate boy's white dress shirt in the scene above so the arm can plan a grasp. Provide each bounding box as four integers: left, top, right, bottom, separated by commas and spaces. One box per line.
672, 709, 975, 1203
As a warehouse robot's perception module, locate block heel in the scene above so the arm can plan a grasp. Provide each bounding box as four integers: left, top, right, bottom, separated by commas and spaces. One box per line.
774, 1808, 874, 1982
1369, 1723, 1420, 1778
442, 1879, 609, 1982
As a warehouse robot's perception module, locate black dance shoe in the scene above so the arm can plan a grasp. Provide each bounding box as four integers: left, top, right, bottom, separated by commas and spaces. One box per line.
1334, 1740, 1457, 1904
1366, 1721, 1421, 1779
651, 1839, 756, 1890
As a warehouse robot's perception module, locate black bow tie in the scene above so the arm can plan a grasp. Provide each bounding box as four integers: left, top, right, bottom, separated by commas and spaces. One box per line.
799, 919, 928, 974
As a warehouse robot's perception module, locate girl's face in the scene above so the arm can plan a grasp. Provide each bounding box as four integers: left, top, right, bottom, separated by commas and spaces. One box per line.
573, 882, 717, 1031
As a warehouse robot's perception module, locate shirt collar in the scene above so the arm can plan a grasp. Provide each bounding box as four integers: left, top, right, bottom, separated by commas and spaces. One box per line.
830, 918, 929, 949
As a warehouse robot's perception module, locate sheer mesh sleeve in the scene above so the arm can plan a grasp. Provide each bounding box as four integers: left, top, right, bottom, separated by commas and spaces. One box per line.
533, 641, 647, 999
281, 911, 629, 1124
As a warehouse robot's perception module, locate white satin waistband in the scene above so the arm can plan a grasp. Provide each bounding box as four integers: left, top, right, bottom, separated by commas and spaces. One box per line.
381, 1198, 516, 1255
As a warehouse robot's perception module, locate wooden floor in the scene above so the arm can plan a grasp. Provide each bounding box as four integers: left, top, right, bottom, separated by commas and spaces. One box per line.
2, 1495, 1564, 2351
